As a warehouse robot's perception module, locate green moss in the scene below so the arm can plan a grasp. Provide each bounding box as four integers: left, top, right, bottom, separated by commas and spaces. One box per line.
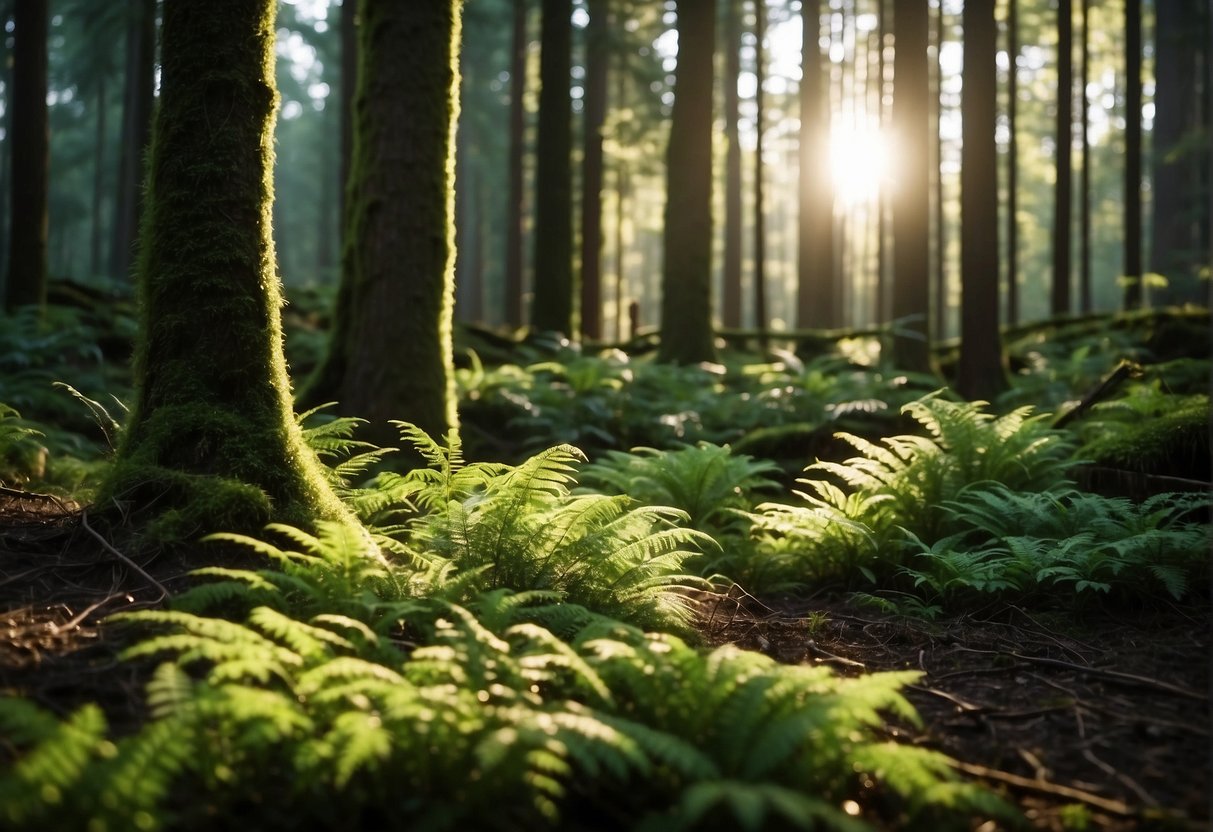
1081, 396, 1211, 479
303, 2, 460, 444
100, 0, 356, 544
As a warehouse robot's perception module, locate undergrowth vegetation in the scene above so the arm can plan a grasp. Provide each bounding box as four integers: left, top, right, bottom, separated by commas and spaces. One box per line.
1, 297, 1209, 829
0, 436, 1010, 830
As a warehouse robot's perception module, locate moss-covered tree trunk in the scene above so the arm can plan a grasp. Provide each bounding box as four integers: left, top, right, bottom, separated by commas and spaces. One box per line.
106, 0, 352, 540
531, 0, 573, 336
304, 1, 461, 444
5, 0, 48, 311
658, 0, 716, 365
110, 0, 156, 283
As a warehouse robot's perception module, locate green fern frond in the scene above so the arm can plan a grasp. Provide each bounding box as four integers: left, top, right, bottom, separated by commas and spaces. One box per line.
248, 606, 355, 658
0, 700, 110, 827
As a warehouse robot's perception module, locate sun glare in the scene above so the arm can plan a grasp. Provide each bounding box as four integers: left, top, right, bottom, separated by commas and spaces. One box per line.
829, 126, 889, 205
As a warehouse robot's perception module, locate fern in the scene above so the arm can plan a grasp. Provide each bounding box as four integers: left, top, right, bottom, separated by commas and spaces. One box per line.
577, 443, 780, 534
892, 486, 1210, 606
748, 392, 1075, 584
390, 425, 713, 632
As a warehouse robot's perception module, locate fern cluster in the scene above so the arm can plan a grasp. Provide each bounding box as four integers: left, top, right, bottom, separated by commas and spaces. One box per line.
385, 425, 711, 633
456, 346, 935, 461
0, 527, 1009, 830
748, 393, 1075, 585
899, 487, 1209, 605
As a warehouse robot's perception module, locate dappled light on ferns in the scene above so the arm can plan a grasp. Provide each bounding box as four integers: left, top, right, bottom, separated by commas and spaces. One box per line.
0, 417, 1017, 830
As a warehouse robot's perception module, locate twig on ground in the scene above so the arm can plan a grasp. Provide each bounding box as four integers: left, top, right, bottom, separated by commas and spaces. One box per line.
956, 646, 1205, 701
950, 759, 1136, 817
79, 510, 168, 602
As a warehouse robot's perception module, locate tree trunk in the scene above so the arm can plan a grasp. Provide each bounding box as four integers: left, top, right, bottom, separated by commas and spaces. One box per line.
1123, 0, 1143, 309
932, 0, 946, 339
658, 0, 716, 364
614, 162, 628, 342
753, 0, 768, 343
531, 0, 573, 335
874, 0, 887, 323
1079, 0, 1091, 312
110, 0, 156, 283
106, 0, 352, 539
957, 0, 1007, 402
1149, 0, 1202, 304
5, 0, 48, 311
797, 0, 835, 329
0, 6, 11, 277
303, 0, 461, 444
1006, 0, 1020, 324
504, 0, 527, 328
1052, 0, 1073, 316
891, 0, 932, 371
722, 0, 743, 329
90, 75, 107, 278
579, 0, 608, 341
339, 0, 356, 229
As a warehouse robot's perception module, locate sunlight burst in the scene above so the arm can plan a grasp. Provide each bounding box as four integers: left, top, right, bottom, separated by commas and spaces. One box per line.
829, 126, 889, 205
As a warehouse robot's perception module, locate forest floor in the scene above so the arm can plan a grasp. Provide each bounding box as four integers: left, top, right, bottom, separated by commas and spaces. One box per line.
1, 488, 1209, 832
706, 590, 1211, 831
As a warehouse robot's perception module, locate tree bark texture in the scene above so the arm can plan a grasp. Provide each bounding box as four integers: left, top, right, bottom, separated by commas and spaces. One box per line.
1007, 0, 1020, 324
108, 0, 351, 538
1052, 0, 1073, 316
722, 0, 743, 329
1123, 0, 1143, 309
532, 0, 573, 335
317, 0, 462, 444
753, 0, 768, 340
579, 0, 608, 341
891, 0, 932, 371
1079, 0, 1091, 312
110, 0, 156, 283
658, 0, 717, 364
957, 0, 1007, 402
797, 0, 835, 329
5, 0, 48, 311
504, 0, 527, 328
1150, 0, 1205, 304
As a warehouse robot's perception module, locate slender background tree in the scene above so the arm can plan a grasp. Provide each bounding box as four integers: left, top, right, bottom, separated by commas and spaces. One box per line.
5, 0, 49, 311
659, 0, 716, 363
531, 0, 573, 334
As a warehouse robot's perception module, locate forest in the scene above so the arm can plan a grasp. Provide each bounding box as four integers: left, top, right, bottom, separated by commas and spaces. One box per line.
0, 0, 1209, 829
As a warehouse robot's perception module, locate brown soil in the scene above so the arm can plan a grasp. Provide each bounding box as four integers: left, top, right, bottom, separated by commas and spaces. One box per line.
2, 489, 1209, 831
703, 589, 1211, 831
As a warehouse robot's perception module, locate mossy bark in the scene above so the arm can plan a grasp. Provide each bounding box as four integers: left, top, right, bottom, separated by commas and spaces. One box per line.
104, 0, 353, 541
658, 0, 717, 365
303, 1, 461, 445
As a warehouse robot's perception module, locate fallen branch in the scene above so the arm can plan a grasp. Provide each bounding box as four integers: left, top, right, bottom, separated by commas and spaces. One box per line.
79, 509, 169, 602
957, 646, 1206, 701
1052, 359, 1141, 429
950, 759, 1134, 817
